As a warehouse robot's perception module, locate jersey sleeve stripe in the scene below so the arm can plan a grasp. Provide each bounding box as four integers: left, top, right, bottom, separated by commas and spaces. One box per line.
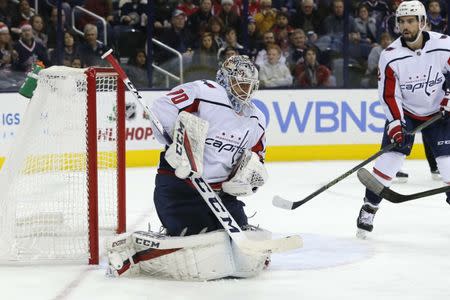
250, 116, 265, 131
383, 65, 401, 120
425, 48, 450, 54
180, 99, 200, 113
197, 98, 232, 109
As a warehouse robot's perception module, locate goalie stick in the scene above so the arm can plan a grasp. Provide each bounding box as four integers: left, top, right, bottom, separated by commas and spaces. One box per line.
357, 168, 450, 203
273, 113, 442, 210
101, 49, 302, 253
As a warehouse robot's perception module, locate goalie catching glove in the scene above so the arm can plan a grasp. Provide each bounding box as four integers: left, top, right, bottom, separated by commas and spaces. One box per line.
165, 111, 209, 179
222, 150, 268, 197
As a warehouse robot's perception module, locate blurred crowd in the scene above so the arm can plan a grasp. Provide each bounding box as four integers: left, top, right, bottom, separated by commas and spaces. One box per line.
0, 0, 448, 89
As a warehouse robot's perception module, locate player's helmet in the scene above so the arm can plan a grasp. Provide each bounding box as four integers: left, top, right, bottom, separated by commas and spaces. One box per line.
395, 1, 427, 33
216, 55, 259, 112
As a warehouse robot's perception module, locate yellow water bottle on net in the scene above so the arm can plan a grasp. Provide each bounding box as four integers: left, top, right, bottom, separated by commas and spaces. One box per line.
19, 61, 45, 99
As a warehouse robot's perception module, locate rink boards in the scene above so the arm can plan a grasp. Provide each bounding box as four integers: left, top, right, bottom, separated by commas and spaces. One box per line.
0, 89, 427, 168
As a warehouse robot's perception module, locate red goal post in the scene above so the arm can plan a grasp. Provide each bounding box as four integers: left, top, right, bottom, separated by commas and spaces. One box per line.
0, 66, 126, 264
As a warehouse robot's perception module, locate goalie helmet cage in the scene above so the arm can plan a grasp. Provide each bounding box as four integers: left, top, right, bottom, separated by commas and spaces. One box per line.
0, 66, 126, 265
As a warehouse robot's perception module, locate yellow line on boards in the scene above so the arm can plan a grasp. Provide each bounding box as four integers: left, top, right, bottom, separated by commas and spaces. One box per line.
0, 144, 427, 170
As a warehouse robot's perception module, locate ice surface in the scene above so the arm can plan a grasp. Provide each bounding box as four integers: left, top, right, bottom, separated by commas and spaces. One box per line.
2, 160, 450, 300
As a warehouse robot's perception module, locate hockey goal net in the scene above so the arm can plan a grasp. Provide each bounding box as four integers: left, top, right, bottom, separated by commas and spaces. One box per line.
0, 66, 126, 264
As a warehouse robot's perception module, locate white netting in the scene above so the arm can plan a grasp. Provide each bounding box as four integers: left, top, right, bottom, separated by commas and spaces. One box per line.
0, 66, 122, 262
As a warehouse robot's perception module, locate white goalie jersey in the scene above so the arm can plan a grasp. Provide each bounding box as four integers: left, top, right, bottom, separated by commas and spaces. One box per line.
147, 79, 266, 183
378, 31, 450, 122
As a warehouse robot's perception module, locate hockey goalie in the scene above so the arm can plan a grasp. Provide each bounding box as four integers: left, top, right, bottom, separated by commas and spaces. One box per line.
106, 55, 300, 280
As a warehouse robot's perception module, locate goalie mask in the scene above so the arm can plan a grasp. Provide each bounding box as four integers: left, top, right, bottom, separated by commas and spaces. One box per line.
216, 55, 259, 112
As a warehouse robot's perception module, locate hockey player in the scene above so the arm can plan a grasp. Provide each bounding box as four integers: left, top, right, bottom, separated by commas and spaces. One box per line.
356, 0, 450, 238
105, 55, 273, 280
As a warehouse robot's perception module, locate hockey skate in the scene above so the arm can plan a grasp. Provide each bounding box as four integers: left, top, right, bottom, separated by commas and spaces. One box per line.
356, 202, 379, 239
394, 171, 408, 183
431, 169, 441, 181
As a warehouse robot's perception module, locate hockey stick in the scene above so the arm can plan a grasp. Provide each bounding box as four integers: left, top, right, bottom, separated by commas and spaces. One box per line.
273, 113, 443, 210
101, 49, 302, 253
357, 167, 450, 203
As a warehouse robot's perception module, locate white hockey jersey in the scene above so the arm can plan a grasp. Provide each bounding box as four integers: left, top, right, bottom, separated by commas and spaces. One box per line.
378, 31, 450, 121
148, 80, 266, 183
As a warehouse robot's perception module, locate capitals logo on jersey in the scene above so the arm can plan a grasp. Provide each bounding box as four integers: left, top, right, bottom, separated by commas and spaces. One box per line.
399, 66, 444, 96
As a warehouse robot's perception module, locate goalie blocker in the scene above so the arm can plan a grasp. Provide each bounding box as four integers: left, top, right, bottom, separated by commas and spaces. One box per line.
106, 229, 271, 281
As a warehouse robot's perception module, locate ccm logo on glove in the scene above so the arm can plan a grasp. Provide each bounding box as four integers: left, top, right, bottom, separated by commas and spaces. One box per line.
174, 121, 185, 155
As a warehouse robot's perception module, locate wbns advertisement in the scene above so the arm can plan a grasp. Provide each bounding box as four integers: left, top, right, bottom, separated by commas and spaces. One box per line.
0, 89, 418, 167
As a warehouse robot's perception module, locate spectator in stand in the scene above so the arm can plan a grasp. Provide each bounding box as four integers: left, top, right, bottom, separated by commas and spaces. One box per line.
316, 0, 354, 52
46, 7, 68, 50
248, 0, 262, 16
77, 24, 108, 67
154, 9, 194, 64
154, 0, 175, 29
210, 0, 221, 16
219, 0, 242, 36
255, 30, 286, 66
246, 16, 261, 60
0, 22, 16, 68
71, 57, 82, 68
272, 10, 293, 54
41, 1, 71, 26
360, 0, 389, 26
0, 22, 19, 88
286, 28, 307, 71
255, 0, 277, 35
30, 15, 47, 48
186, 31, 218, 81
294, 46, 332, 87
124, 49, 149, 88
207, 16, 225, 50
193, 32, 219, 65
218, 0, 242, 37
428, 0, 447, 33
361, 31, 392, 88
11, 0, 35, 38
78, 0, 114, 46
177, 0, 199, 17
272, 0, 296, 13
380, 1, 400, 39
13, 23, 50, 72
345, 4, 376, 63
222, 45, 238, 61
50, 30, 79, 67
290, 0, 321, 39
0, 0, 18, 28
321, 0, 353, 36
217, 27, 245, 60
119, 0, 146, 30
353, 4, 377, 45
217, 28, 247, 60
187, 0, 213, 38
258, 43, 292, 87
